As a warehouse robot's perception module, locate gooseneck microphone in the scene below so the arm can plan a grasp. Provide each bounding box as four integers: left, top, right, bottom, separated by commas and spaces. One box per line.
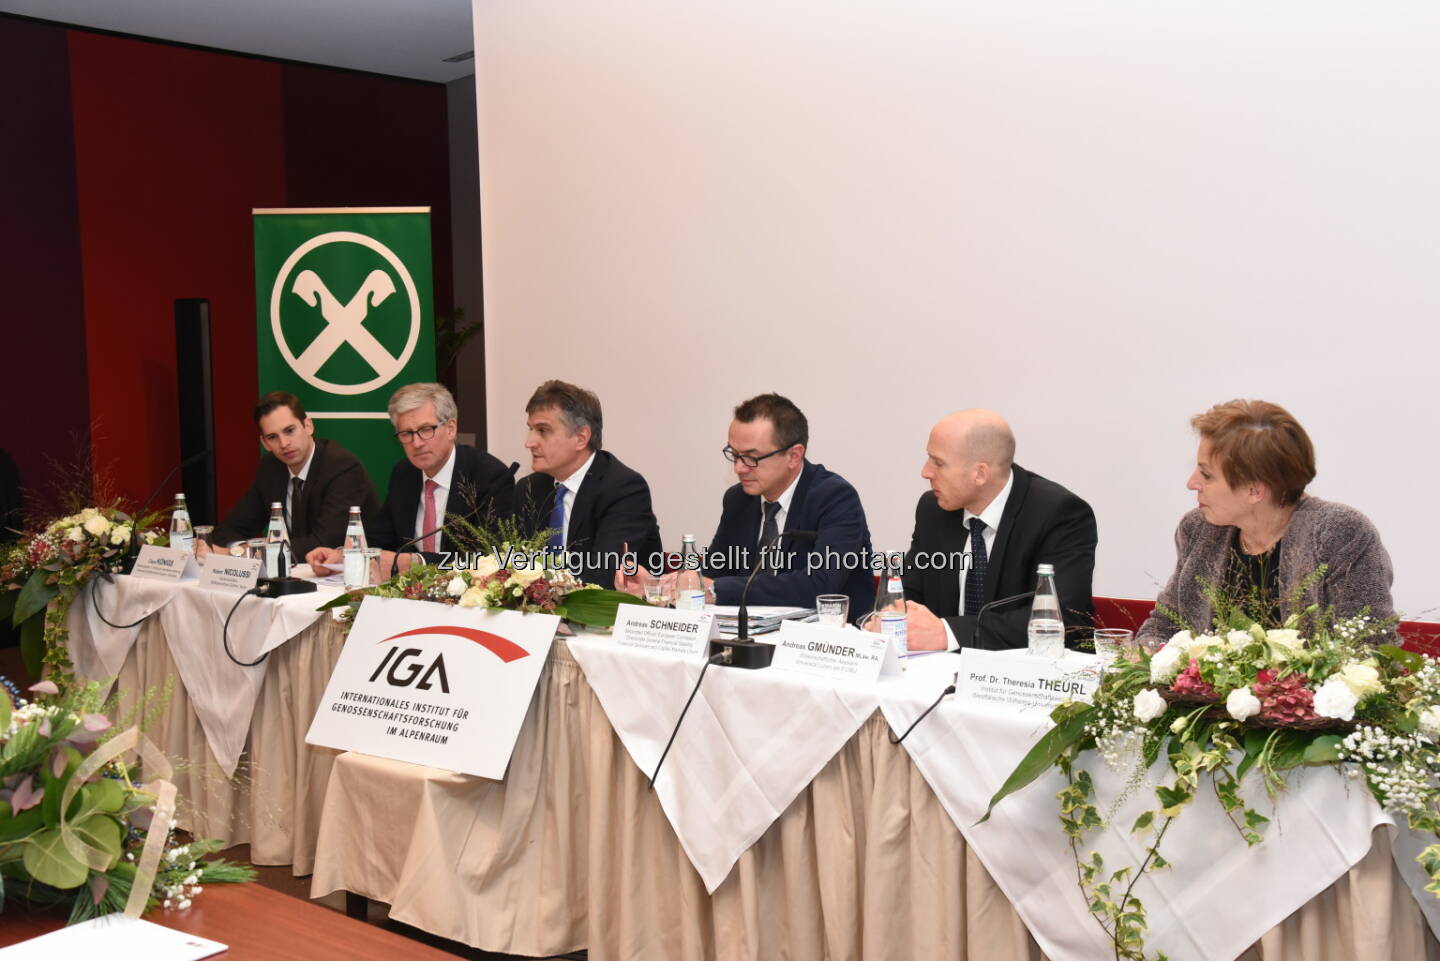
973, 590, 1036, 649
390, 522, 450, 580
735, 530, 818, 642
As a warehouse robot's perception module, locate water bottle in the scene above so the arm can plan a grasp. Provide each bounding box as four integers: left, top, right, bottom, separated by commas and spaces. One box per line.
264, 502, 287, 579
674, 535, 708, 610
169, 494, 194, 553
874, 557, 908, 660
342, 506, 368, 587
1027, 563, 1065, 657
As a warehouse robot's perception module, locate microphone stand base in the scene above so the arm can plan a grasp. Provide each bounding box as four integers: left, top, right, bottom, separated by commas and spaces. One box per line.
711, 638, 774, 670
257, 577, 318, 597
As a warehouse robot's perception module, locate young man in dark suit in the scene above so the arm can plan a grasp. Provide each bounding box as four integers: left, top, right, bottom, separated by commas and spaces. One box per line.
901, 409, 1097, 650
630, 393, 873, 617
307, 382, 514, 573
209, 392, 379, 561
512, 380, 662, 586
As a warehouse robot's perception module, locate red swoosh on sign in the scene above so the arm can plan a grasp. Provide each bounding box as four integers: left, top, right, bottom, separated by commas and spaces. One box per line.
378, 626, 530, 663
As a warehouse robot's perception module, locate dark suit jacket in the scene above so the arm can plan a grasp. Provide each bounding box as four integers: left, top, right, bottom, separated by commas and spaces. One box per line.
370, 444, 515, 555
903, 463, 1096, 650
513, 450, 663, 586
213, 437, 379, 560
704, 460, 873, 617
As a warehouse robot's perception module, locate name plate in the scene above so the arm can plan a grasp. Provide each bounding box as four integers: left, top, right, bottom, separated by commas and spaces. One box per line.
199, 556, 262, 594
611, 605, 717, 659
771, 620, 892, 684
955, 648, 1100, 714
306, 597, 558, 778
131, 544, 199, 582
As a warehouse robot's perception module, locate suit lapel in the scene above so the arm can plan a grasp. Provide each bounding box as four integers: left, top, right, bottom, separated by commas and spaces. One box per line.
566, 453, 605, 550
984, 466, 1031, 603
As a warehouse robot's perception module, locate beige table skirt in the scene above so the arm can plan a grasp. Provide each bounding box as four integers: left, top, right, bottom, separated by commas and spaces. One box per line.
111, 616, 345, 875
311, 641, 1440, 961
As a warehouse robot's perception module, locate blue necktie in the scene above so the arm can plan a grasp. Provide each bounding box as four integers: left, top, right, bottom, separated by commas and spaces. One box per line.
964, 517, 988, 616
546, 483, 567, 551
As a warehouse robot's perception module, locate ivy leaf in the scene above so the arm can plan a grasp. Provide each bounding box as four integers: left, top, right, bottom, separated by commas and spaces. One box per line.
1155, 784, 1192, 816
1131, 810, 1154, 833
1302, 734, 1343, 765
977, 705, 1094, 824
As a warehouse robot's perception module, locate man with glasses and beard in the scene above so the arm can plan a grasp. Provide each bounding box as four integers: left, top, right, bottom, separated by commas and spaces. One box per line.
621, 393, 872, 618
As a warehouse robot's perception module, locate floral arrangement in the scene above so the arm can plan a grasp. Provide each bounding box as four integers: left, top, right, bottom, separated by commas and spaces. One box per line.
1, 506, 162, 686
0, 680, 252, 922
321, 520, 650, 629
983, 571, 1434, 961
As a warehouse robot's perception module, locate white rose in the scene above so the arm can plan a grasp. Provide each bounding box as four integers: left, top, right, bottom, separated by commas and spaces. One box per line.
1337, 661, 1383, 699
1418, 706, 1440, 740
457, 586, 488, 609
1225, 630, 1255, 651
1133, 688, 1167, 722
1165, 630, 1193, 650
1313, 676, 1359, 721
471, 555, 500, 578
510, 565, 544, 587
1225, 686, 1262, 721
1265, 628, 1305, 651
67, 526, 85, 543
446, 576, 467, 597
1150, 645, 1184, 683
109, 524, 132, 546
83, 514, 111, 537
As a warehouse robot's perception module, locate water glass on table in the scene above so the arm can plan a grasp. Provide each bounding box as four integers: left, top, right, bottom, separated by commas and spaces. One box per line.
642, 572, 668, 606
1093, 627, 1134, 662
192, 525, 214, 556
816, 594, 850, 627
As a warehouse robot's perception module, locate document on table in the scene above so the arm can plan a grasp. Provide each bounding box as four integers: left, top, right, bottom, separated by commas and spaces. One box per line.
0, 914, 226, 959
709, 605, 813, 636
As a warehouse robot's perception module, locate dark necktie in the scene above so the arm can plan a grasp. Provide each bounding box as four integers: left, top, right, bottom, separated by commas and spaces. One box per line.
288, 476, 305, 538
546, 482, 567, 551
964, 517, 988, 616
759, 500, 781, 572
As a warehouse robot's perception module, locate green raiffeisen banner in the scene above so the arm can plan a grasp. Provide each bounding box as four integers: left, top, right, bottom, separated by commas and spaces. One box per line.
253, 207, 436, 498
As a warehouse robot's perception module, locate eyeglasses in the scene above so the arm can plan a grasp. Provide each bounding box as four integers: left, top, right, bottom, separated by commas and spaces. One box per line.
721, 445, 790, 469
395, 420, 451, 444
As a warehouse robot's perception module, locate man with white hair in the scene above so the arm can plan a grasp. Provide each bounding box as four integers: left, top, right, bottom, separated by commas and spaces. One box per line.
307, 382, 514, 572
901, 409, 1097, 650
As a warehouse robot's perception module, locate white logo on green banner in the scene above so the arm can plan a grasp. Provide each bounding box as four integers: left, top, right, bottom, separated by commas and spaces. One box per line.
254, 209, 437, 498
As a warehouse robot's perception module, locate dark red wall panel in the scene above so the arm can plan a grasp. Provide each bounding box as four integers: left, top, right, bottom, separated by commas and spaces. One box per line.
0, 18, 89, 519
67, 31, 287, 516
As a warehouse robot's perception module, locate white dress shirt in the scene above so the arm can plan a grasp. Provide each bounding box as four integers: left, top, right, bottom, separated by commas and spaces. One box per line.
413, 446, 458, 551
758, 470, 802, 544
944, 469, 1014, 650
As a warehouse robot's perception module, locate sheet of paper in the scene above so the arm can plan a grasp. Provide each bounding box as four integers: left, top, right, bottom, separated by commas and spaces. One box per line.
0, 914, 226, 960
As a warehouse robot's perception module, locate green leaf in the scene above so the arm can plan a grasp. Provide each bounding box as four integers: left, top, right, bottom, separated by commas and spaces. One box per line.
1302, 734, 1343, 765
1236, 729, 1269, 781
0, 588, 16, 624
0, 688, 10, 734
1155, 784, 1192, 816
316, 591, 361, 612
18, 613, 44, 681
70, 814, 123, 865
555, 588, 650, 628
81, 779, 129, 817
0, 804, 45, 844
21, 826, 89, 889
1379, 644, 1423, 675
1131, 810, 1155, 833
977, 705, 1094, 824
13, 569, 58, 627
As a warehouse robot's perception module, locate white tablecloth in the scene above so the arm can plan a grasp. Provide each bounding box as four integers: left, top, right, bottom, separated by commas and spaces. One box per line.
567, 636, 879, 892
877, 649, 1440, 961
68, 574, 339, 775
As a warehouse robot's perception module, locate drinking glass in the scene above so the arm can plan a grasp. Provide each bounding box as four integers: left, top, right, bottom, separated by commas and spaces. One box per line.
1093, 628, 1134, 663
816, 594, 850, 627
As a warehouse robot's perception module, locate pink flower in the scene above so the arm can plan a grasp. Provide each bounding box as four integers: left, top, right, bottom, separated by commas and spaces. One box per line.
1251, 669, 1318, 724
1169, 662, 1218, 700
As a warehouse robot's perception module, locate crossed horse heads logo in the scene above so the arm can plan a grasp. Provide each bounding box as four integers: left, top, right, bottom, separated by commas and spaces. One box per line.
269, 230, 423, 396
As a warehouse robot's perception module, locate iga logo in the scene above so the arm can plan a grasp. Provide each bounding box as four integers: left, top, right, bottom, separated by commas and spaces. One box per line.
269, 230, 422, 396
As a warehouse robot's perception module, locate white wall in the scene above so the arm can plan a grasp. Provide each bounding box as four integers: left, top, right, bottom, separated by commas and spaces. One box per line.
474, 0, 1440, 618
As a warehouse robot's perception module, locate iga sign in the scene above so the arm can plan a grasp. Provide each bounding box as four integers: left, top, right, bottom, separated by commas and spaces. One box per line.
306, 596, 557, 778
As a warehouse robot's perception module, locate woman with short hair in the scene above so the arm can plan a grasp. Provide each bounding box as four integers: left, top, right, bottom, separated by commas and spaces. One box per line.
1136, 399, 1395, 647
